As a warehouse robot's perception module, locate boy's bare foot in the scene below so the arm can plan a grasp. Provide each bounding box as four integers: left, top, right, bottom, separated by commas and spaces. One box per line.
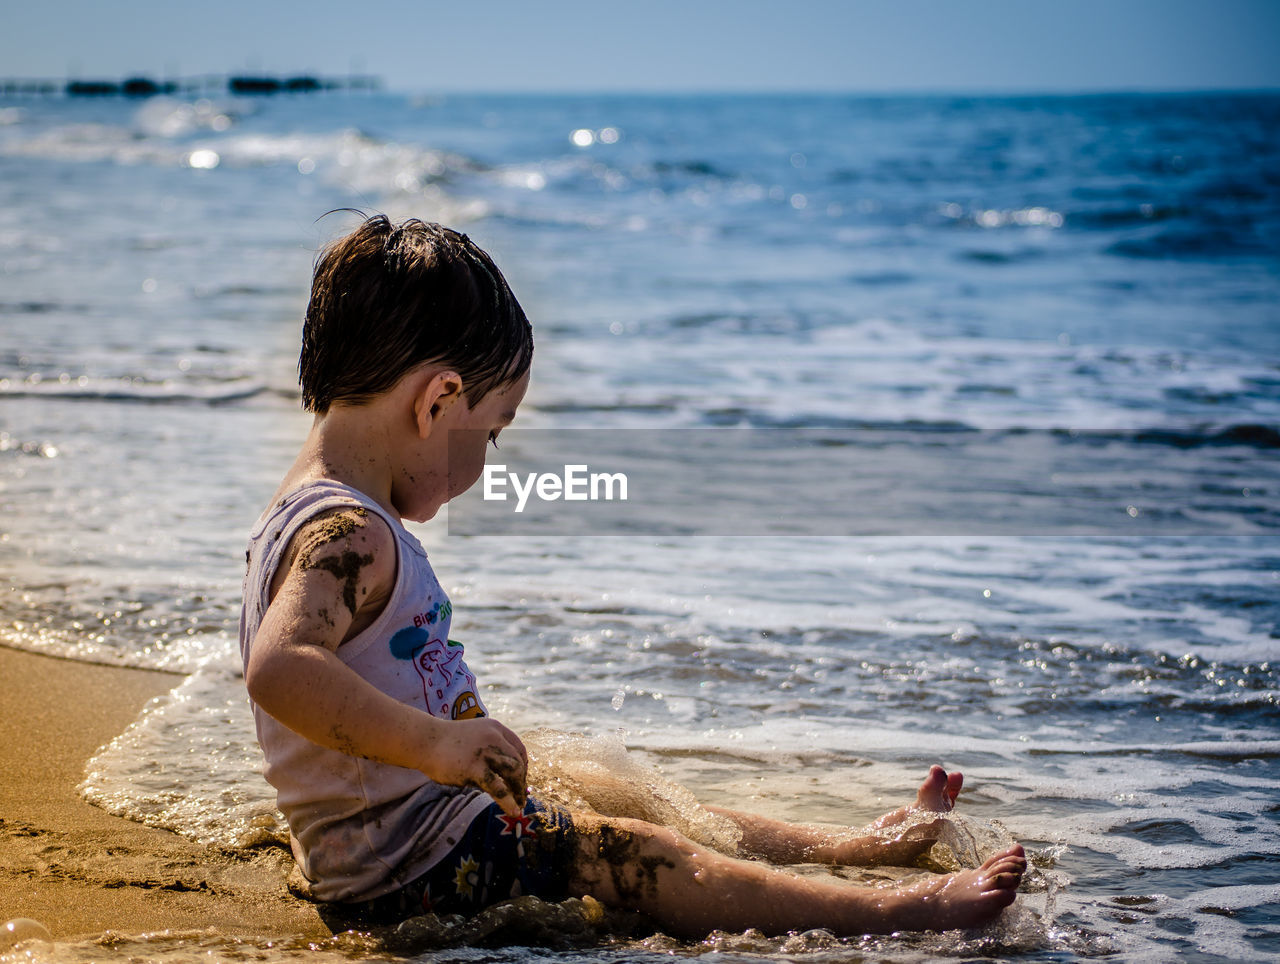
835, 817, 947, 866
880, 844, 1026, 933
915, 764, 963, 812
870, 765, 963, 830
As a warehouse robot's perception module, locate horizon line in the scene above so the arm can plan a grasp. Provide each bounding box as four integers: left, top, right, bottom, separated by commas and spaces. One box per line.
395, 84, 1280, 96
5, 81, 1280, 99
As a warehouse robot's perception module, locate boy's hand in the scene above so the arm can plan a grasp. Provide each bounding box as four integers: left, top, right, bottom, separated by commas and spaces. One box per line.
424, 718, 529, 816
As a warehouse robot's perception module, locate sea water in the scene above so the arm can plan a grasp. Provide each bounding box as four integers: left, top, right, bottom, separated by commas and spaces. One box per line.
1, 90, 1278, 962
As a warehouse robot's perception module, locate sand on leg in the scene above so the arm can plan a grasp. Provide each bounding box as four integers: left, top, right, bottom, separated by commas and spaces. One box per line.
567, 812, 1025, 939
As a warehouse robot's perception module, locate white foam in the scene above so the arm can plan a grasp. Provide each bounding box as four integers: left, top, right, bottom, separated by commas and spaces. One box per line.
80, 650, 281, 847
536, 312, 1280, 432
1184, 882, 1280, 910
0, 374, 265, 404
132, 97, 239, 138
0, 117, 490, 227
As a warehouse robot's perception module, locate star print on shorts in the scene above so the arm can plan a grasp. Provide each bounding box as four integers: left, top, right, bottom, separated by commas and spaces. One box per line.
335, 796, 579, 922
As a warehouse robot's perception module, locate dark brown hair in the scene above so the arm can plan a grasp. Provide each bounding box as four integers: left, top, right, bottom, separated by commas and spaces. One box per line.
300, 214, 533, 413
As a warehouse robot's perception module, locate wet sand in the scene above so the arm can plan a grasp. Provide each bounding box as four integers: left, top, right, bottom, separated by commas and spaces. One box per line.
0, 644, 328, 941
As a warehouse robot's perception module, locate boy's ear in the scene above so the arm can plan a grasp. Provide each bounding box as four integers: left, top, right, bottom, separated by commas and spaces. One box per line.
411, 370, 464, 439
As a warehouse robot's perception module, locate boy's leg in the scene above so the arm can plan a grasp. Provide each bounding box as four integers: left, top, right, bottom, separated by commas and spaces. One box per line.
706, 765, 963, 866
705, 807, 946, 866
567, 812, 1025, 939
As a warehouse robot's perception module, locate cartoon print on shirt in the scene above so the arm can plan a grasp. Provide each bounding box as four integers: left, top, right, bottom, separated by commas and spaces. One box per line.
452, 690, 483, 719
388, 624, 484, 719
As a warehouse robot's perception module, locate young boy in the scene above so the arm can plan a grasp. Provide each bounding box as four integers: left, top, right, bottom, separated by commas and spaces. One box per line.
239, 214, 1026, 938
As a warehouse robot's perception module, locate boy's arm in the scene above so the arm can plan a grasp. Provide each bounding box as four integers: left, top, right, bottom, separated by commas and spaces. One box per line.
244, 508, 527, 816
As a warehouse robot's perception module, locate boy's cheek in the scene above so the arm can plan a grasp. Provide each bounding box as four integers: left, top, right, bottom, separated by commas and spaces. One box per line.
447, 464, 485, 500
445, 441, 490, 499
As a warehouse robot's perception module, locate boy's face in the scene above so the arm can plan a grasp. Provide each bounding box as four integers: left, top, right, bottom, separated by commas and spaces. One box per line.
403, 371, 529, 523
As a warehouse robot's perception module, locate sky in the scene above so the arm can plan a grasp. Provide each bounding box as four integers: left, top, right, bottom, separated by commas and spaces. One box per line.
3, 0, 1280, 93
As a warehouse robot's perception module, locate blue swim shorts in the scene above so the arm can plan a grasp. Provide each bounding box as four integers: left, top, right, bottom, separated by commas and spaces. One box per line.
338, 796, 579, 923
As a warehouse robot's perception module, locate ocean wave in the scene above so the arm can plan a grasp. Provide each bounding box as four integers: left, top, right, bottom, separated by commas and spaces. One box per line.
1068, 203, 1191, 228
0, 299, 92, 314
1193, 177, 1274, 204
0, 114, 488, 213
0, 375, 267, 405
543, 317, 1280, 435
698, 409, 982, 432
132, 96, 242, 138
1118, 423, 1280, 449
955, 248, 1048, 265
847, 269, 916, 286
0, 581, 234, 674
647, 158, 732, 180
689, 410, 1280, 451
1107, 225, 1270, 259
0, 121, 185, 165
939, 204, 1065, 230
80, 653, 279, 848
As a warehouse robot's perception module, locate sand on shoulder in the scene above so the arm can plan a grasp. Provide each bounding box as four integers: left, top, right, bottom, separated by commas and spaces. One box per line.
0, 644, 329, 941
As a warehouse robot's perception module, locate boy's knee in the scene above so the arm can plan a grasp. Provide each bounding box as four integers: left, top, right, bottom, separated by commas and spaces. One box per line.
582, 814, 693, 852
568, 814, 696, 901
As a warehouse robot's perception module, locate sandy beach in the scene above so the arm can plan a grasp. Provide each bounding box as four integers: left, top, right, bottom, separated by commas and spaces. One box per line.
0, 644, 328, 941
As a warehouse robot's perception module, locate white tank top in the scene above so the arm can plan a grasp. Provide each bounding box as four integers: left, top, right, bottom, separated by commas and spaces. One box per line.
238, 480, 492, 902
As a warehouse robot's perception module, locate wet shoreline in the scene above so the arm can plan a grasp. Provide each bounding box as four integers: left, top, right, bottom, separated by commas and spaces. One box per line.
0, 643, 327, 942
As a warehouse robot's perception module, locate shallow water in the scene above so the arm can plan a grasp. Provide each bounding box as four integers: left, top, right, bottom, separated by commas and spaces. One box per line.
2, 89, 1279, 961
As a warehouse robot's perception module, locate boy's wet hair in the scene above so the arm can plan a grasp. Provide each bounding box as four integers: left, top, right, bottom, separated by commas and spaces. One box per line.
300, 214, 533, 413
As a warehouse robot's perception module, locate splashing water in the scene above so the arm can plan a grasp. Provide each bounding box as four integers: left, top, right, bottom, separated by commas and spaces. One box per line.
524, 728, 744, 854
